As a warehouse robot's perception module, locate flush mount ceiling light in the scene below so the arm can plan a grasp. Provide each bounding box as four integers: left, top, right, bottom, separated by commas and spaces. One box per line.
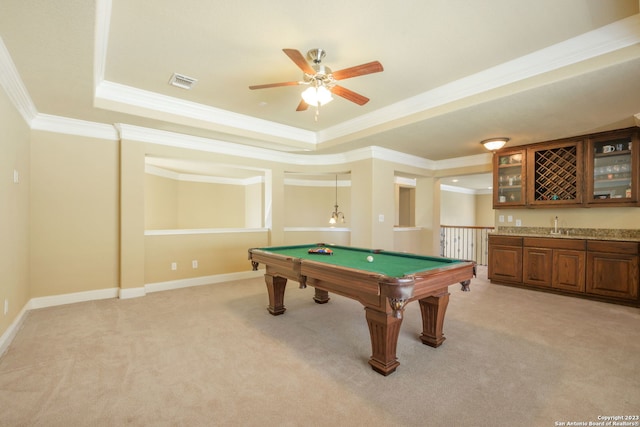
480, 137, 510, 152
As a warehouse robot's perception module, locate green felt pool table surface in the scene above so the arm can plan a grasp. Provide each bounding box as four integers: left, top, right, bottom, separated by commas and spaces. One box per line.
255, 243, 465, 278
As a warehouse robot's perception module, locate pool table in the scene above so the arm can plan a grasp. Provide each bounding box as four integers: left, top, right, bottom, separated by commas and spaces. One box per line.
248, 243, 475, 376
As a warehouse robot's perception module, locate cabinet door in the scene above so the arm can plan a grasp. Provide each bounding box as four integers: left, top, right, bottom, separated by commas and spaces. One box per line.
493, 149, 526, 208
585, 129, 639, 206
552, 249, 585, 292
527, 139, 584, 206
523, 247, 552, 287
586, 252, 639, 301
488, 245, 522, 284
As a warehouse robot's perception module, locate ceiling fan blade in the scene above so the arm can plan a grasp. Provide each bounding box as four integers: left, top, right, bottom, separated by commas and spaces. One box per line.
331, 85, 370, 105
249, 81, 300, 90
296, 100, 309, 111
332, 61, 384, 80
282, 49, 315, 75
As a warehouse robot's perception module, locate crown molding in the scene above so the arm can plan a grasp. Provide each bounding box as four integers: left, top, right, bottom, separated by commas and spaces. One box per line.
93, 0, 111, 90
145, 164, 264, 185
441, 184, 492, 195
118, 123, 473, 171
284, 178, 351, 187
0, 36, 37, 125
31, 114, 119, 140
95, 80, 317, 147
395, 176, 416, 187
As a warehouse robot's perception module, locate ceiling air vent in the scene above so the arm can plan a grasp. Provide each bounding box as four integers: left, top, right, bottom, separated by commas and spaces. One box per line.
169, 73, 198, 90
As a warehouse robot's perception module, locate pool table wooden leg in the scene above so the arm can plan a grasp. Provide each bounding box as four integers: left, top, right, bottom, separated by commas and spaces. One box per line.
418, 289, 450, 347
365, 308, 402, 376
313, 288, 330, 304
265, 274, 287, 315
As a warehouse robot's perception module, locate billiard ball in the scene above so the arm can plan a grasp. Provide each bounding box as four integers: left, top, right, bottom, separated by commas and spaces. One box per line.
366, 256, 374, 262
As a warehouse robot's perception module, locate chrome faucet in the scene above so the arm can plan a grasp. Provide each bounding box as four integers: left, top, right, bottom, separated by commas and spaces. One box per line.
550, 216, 561, 235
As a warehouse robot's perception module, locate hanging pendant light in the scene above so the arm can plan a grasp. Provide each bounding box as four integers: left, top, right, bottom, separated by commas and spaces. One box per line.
329, 174, 345, 224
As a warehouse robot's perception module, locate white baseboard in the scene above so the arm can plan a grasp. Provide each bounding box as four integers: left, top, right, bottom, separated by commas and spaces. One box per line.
0, 304, 30, 358
118, 287, 147, 299
28, 287, 120, 310
0, 270, 264, 357
145, 270, 263, 293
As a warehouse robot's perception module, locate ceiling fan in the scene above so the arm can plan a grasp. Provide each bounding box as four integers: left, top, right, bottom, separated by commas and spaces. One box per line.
249, 48, 383, 112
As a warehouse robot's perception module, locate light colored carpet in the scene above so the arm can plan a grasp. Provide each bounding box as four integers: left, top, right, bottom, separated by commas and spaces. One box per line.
1, 267, 639, 427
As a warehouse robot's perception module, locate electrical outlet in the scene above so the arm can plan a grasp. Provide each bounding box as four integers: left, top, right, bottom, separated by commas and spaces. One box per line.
378, 214, 385, 222
13, 170, 19, 184
192, 260, 198, 269
515, 219, 522, 227
171, 262, 177, 271
498, 215, 505, 223
507, 215, 513, 223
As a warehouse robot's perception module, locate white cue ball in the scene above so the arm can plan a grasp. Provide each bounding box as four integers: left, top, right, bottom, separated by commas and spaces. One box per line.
366, 256, 374, 262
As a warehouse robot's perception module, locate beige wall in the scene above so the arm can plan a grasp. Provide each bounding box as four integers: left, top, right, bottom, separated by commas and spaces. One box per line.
145, 175, 248, 229
476, 194, 495, 227
144, 231, 268, 284
440, 190, 495, 228
282, 230, 350, 246
145, 174, 178, 229
245, 182, 263, 228
29, 131, 120, 297
177, 181, 245, 228
441, 190, 476, 226
494, 206, 640, 230
0, 87, 30, 335
284, 184, 351, 227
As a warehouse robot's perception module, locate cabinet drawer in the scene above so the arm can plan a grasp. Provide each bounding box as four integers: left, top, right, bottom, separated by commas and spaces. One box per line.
587, 240, 639, 255
489, 235, 523, 246
523, 237, 585, 250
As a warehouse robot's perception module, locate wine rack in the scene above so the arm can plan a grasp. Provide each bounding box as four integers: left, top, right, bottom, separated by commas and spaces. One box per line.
533, 145, 578, 201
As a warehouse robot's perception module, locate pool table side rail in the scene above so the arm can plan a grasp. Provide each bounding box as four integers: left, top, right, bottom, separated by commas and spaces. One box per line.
409, 262, 475, 300
249, 249, 307, 287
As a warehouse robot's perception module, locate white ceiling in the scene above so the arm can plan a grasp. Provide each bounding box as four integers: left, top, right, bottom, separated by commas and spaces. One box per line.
1, 0, 640, 190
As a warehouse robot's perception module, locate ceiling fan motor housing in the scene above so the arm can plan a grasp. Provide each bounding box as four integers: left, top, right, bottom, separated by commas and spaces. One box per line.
307, 48, 326, 64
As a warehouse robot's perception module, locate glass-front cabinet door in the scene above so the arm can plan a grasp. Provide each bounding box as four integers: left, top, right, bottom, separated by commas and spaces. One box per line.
586, 129, 639, 206
493, 148, 526, 208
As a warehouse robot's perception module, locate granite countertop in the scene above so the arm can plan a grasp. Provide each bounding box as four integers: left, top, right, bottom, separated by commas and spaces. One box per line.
492, 227, 640, 242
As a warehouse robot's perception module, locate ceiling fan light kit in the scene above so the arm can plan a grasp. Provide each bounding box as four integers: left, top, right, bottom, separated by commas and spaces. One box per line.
249, 48, 383, 115
301, 85, 333, 107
